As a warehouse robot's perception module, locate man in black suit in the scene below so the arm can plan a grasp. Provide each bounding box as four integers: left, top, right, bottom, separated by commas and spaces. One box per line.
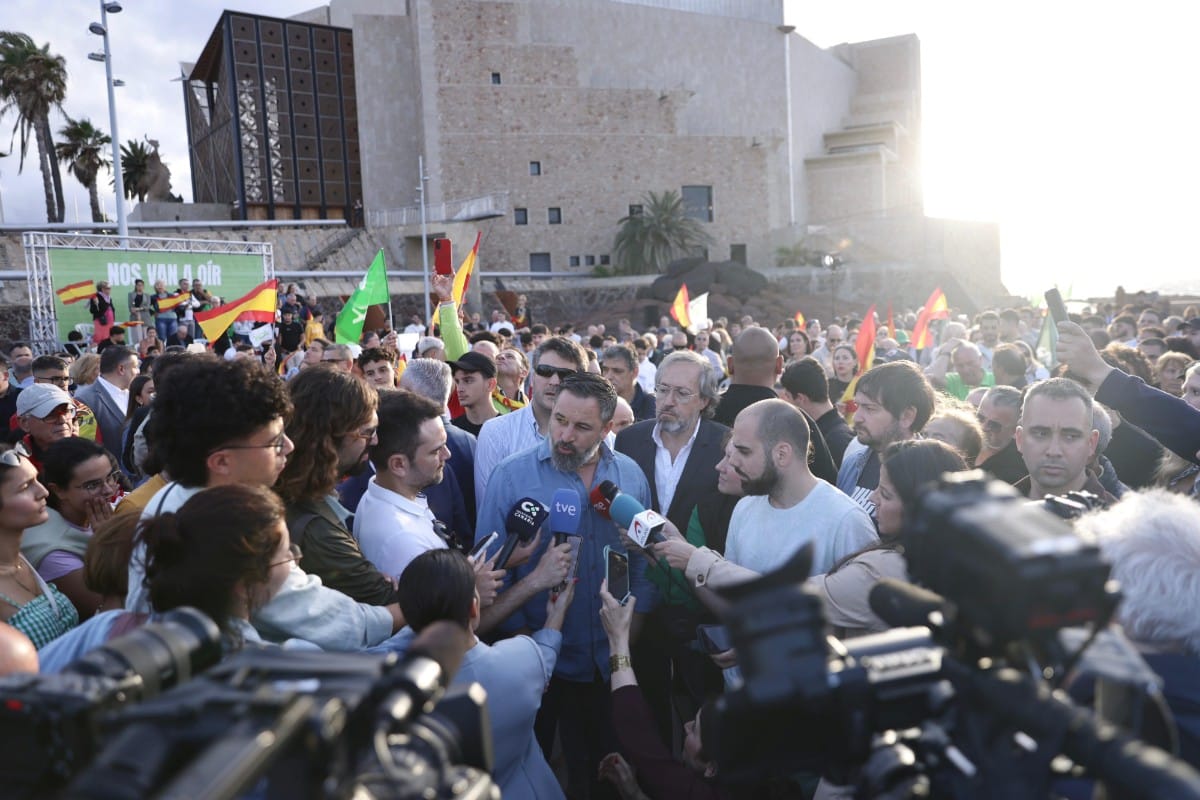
614, 349, 729, 743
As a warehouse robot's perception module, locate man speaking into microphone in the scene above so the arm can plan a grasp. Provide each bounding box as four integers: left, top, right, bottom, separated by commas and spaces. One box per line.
476, 372, 655, 800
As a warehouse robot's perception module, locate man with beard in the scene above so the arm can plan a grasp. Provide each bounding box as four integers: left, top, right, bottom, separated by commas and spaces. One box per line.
975, 385, 1028, 484
723, 399, 875, 575
478, 373, 655, 800
274, 364, 399, 607
837, 361, 936, 515
475, 336, 588, 506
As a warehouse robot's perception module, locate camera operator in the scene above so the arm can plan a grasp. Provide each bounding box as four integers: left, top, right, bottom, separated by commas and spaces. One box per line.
1076, 489, 1200, 768
396, 548, 575, 800
598, 580, 729, 800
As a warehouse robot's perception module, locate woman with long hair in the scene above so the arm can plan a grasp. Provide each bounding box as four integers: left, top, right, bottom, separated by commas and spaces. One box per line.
809, 439, 969, 636
0, 451, 78, 649
21, 438, 120, 619
785, 329, 811, 363
827, 343, 859, 405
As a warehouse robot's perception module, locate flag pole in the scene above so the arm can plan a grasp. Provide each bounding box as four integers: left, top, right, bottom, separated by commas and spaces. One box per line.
418, 155, 432, 333
383, 249, 395, 334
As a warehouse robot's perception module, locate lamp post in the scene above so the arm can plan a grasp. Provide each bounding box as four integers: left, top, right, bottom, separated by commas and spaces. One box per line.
822, 252, 844, 321
417, 155, 431, 329
88, 1, 127, 247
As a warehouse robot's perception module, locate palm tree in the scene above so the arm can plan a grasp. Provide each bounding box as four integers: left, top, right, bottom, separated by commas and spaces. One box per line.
0, 31, 67, 222
612, 190, 714, 275
119, 138, 150, 202
56, 115, 110, 223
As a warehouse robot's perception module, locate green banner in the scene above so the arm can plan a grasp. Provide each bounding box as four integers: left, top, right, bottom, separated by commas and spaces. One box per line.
47, 247, 268, 338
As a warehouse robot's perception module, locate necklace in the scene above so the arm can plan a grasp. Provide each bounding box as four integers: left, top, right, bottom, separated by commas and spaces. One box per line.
0, 561, 37, 597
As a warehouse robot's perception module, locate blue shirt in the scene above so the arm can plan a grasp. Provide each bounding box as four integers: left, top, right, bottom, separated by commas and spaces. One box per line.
477, 440, 657, 682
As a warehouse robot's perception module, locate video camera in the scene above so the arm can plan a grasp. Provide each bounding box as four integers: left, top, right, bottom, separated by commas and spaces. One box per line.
0, 612, 497, 800
709, 473, 1200, 799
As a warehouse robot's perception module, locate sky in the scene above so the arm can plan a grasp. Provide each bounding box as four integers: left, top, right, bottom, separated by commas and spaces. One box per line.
2, 1, 1198, 299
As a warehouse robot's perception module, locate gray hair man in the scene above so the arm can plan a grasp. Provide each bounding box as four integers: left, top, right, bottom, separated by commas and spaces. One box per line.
975, 385, 1027, 485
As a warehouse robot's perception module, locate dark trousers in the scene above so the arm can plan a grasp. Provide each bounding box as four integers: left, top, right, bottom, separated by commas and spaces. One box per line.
535, 673, 619, 800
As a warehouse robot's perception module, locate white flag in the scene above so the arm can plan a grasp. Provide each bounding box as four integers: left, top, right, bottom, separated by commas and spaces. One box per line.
686, 292, 709, 334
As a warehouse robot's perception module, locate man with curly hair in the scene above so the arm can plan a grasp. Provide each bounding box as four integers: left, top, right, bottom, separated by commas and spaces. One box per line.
127, 355, 400, 649
275, 365, 399, 608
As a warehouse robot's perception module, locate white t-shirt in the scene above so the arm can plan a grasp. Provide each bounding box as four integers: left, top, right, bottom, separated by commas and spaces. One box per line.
724, 481, 878, 576
353, 477, 446, 581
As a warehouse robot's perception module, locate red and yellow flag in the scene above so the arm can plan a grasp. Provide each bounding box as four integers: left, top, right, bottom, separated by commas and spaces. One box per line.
155, 292, 190, 313
886, 302, 895, 339
194, 279, 278, 342
56, 280, 94, 305
794, 310, 806, 328
910, 288, 949, 350
839, 304, 877, 422
669, 283, 692, 330
452, 232, 481, 306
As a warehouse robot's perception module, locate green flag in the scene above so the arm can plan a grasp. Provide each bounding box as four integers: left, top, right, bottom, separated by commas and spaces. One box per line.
1036, 310, 1059, 369
335, 250, 389, 345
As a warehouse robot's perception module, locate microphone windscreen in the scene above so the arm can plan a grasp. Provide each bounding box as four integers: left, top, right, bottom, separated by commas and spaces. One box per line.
549, 487, 582, 536
598, 480, 619, 500
868, 578, 946, 629
589, 484, 613, 519
505, 497, 549, 541
609, 492, 646, 530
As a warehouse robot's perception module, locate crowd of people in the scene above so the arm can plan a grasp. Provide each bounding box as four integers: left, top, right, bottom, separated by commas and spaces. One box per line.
2, 279, 1200, 798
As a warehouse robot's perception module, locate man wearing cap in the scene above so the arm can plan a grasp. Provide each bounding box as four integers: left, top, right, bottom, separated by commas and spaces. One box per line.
16, 384, 80, 473
32, 355, 101, 444
450, 352, 499, 437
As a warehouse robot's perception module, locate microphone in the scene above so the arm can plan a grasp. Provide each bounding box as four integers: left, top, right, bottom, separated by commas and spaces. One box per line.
590, 480, 618, 519
550, 488, 583, 592
868, 578, 948, 629
494, 497, 550, 570
608, 490, 667, 548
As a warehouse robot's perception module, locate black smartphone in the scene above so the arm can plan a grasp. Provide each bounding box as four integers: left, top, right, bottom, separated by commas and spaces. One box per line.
1045, 288, 1069, 324
605, 546, 630, 604
696, 624, 733, 654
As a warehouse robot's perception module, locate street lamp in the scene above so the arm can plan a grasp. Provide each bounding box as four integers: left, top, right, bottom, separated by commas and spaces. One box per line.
88, 0, 128, 245
417, 155, 431, 328
822, 252, 844, 321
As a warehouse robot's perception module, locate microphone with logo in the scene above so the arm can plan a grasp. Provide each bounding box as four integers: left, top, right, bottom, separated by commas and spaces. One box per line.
493, 497, 551, 570
589, 480, 620, 519
605, 487, 667, 549
550, 487, 583, 594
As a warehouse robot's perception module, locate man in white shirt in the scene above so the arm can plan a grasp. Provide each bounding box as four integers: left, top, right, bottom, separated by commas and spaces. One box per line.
723, 399, 876, 576
354, 390, 453, 580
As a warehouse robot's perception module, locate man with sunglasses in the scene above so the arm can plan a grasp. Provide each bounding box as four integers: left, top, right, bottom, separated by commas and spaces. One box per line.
975, 385, 1028, 485
474, 336, 592, 507
15, 384, 80, 474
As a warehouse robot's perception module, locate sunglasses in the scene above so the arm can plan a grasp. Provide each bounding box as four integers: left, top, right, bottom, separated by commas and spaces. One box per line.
0, 451, 25, 468
534, 364, 578, 380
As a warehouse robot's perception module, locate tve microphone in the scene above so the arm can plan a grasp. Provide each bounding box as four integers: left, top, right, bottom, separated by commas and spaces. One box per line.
589, 480, 618, 519
608, 491, 666, 548
494, 497, 550, 570
550, 488, 583, 592
868, 578, 948, 629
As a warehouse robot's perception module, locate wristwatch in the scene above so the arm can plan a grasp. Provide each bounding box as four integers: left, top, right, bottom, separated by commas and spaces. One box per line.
610, 653, 633, 673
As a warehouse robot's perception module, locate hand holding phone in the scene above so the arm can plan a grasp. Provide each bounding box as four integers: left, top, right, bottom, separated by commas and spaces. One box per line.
604, 546, 630, 605
1045, 288, 1069, 324
469, 531, 498, 564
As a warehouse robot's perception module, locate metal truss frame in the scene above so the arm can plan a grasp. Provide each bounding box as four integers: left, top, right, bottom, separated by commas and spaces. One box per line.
22, 231, 273, 353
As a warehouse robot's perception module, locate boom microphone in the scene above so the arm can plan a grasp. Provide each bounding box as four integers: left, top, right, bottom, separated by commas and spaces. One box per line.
494, 497, 550, 570
868, 578, 948, 629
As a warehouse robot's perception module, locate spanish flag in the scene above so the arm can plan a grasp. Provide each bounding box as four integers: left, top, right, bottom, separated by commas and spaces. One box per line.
840, 305, 877, 423
669, 283, 692, 330
155, 292, 190, 312
794, 310, 806, 328
452, 232, 481, 306
194, 279, 278, 342
56, 280, 94, 305
910, 288, 949, 350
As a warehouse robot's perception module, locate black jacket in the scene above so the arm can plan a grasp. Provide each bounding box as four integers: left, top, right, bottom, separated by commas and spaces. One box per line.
1097, 370, 1200, 465
713, 383, 839, 485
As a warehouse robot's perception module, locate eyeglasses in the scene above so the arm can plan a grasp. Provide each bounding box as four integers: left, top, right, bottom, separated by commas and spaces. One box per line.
213, 431, 290, 456
35, 375, 71, 387
75, 470, 122, 494
270, 543, 303, 568
0, 451, 25, 468
348, 426, 378, 442
655, 383, 698, 402
36, 405, 76, 423
534, 364, 578, 381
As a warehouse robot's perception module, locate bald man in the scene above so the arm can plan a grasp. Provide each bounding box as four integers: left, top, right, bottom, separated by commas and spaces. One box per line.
713, 327, 840, 484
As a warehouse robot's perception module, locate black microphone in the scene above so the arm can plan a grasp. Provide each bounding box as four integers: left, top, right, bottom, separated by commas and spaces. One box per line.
589, 480, 619, 519
494, 497, 550, 570
868, 578, 948, 629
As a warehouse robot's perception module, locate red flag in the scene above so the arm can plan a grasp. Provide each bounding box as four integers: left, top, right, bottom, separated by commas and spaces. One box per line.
911, 288, 949, 350
56, 280, 95, 305
669, 283, 692, 329
855, 305, 877, 373
887, 302, 895, 339
794, 310, 806, 328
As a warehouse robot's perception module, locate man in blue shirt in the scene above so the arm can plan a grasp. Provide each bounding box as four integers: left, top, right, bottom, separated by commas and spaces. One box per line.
478, 372, 656, 800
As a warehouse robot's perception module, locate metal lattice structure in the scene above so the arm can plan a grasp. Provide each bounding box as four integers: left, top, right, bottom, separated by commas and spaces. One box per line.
22, 231, 273, 354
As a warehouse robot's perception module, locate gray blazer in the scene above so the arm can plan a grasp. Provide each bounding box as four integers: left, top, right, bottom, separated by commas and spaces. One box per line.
74, 380, 127, 461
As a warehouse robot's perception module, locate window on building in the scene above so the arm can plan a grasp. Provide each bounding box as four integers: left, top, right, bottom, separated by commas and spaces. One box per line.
514, 207, 528, 225
681, 185, 713, 222
548, 207, 562, 224
585, 255, 595, 266
628, 204, 643, 217
599, 254, 610, 265
730, 243, 747, 265
530, 252, 552, 273
569, 255, 581, 267
529, 161, 542, 176
491, 72, 501, 85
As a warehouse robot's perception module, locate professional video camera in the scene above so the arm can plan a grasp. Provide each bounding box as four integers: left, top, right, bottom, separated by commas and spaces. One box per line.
67, 620, 497, 800
709, 473, 1200, 799
0, 607, 222, 797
